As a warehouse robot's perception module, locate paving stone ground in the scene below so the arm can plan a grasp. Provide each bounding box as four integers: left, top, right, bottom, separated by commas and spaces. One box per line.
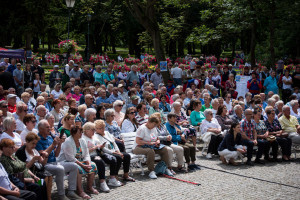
52, 147, 300, 200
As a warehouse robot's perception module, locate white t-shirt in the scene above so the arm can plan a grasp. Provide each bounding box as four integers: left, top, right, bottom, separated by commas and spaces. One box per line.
133, 124, 158, 149
282, 76, 292, 90
121, 119, 137, 133
189, 61, 196, 70
51, 90, 63, 99
82, 134, 101, 156
16, 119, 26, 133
224, 101, 232, 112
0, 132, 22, 148
171, 67, 183, 79
25, 148, 40, 162
20, 128, 38, 143
33, 80, 41, 92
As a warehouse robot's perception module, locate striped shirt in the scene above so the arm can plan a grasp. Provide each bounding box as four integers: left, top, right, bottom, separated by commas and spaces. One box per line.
136, 114, 149, 126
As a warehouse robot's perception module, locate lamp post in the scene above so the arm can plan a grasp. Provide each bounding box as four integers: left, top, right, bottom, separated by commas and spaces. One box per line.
87, 14, 92, 62
65, 0, 76, 40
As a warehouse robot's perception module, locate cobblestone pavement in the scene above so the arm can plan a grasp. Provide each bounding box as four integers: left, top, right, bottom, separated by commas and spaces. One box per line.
52, 148, 300, 200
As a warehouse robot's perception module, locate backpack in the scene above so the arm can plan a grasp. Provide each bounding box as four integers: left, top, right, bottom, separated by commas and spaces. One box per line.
154, 161, 168, 175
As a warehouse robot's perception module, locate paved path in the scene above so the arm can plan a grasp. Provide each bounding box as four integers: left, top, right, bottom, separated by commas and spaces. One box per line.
52, 149, 300, 200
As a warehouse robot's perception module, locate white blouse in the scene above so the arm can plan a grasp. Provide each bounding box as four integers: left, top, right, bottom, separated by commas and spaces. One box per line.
82, 134, 101, 156
94, 131, 119, 154
121, 119, 137, 133
200, 118, 221, 134
0, 132, 22, 148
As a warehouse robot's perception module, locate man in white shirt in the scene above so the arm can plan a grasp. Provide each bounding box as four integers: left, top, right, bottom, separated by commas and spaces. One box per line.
171, 64, 183, 86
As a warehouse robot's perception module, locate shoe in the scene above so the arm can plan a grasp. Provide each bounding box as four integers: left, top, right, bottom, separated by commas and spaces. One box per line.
195, 147, 200, 152
206, 153, 212, 159
165, 169, 174, 176
188, 165, 196, 172
246, 160, 254, 166
219, 156, 227, 164
108, 178, 122, 187
58, 195, 70, 200
255, 159, 265, 164
264, 157, 274, 162
66, 191, 82, 200
192, 165, 201, 170
149, 171, 157, 179
177, 167, 187, 173
273, 158, 282, 163
99, 181, 110, 193
229, 159, 238, 166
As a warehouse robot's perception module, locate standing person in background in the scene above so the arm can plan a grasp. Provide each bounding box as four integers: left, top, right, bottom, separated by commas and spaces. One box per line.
127, 65, 139, 87
24, 64, 34, 89
247, 72, 262, 97
80, 65, 94, 84
292, 65, 300, 88
31, 60, 45, 83
171, 64, 183, 86
150, 68, 163, 90
33, 74, 41, 99
264, 71, 278, 95
282, 70, 293, 104
69, 64, 81, 85
13, 63, 24, 96
0, 66, 15, 90
6, 58, 16, 74
62, 60, 74, 87
189, 58, 196, 73
49, 65, 62, 89
276, 59, 284, 75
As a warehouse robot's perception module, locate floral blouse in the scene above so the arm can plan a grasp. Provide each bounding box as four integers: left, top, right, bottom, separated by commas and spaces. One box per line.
105, 121, 122, 138
176, 111, 187, 123
254, 120, 267, 135
215, 115, 233, 131
264, 119, 282, 132
0, 155, 31, 178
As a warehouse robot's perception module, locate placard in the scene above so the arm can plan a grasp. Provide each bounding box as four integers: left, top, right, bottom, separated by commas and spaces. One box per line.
235, 75, 251, 98
160, 61, 167, 71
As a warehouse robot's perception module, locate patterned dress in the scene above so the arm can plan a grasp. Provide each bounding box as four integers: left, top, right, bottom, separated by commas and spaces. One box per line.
75, 146, 97, 175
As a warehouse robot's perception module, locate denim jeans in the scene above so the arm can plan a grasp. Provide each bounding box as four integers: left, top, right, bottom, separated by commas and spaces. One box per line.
242, 139, 265, 161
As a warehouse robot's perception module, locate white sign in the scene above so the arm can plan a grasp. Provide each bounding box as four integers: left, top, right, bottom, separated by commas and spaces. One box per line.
235, 75, 251, 98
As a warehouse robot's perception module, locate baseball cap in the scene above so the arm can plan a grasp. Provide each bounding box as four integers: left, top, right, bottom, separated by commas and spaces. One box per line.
54, 65, 59, 68
118, 84, 124, 88
7, 94, 17, 99
131, 96, 138, 100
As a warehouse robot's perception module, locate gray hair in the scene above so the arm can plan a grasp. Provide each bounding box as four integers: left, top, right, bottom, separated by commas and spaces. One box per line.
36, 105, 46, 112
45, 113, 54, 120
245, 92, 252, 97
37, 119, 49, 131
16, 101, 26, 109
233, 105, 242, 113
204, 109, 213, 118
3, 117, 15, 131
104, 109, 115, 119
84, 108, 96, 118
78, 104, 87, 112
282, 105, 290, 111
290, 100, 298, 107
82, 122, 95, 133
172, 94, 179, 102
275, 100, 284, 108
211, 99, 219, 105
267, 98, 276, 105
131, 65, 137, 70
113, 100, 123, 108
173, 102, 181, 108
107, 84, 114, 90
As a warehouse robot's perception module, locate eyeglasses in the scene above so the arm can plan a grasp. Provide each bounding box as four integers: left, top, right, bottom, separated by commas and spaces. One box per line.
117, 105, 123, 107
23, 109, 28, 112
31, 120, 37, 123
129, 112, 135, 115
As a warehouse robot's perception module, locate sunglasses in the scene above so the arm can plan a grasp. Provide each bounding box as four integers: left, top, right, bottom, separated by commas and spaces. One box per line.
129, 112, 135, 115
31, 120, 37, 123
117, 105, 123, 107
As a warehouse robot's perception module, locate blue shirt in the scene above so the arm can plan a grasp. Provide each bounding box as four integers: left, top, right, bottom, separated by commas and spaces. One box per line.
263, 76, 278, 94
0, 163, 12, 190
96, 97, 111, 106
109, 94, 124, 102
36, 133, 56, 163
165, 122, 182, 145
6, 64, 16, 74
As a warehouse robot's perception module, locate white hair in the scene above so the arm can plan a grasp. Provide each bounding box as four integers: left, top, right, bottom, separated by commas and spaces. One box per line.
131, 65, 137, 70
204, 109, 213, 118
113, 100, 123, 108
82, 122, 95, 133
290, 100, 298, 107
107, 84, 114, 90
173, 102, 181, 108
36, 105, 46, 112
16, 101, 26, 109
233, 105, 242, 113
3, 117, 15, 131
172, 94, 179, 102
211, 99, 219, 105
267, 98, 276, 105
84, 108, 96, 118
282, 105, 290, 111
104, 109, 115, 119
37, 119, 49, 131
275, 100, 284, 108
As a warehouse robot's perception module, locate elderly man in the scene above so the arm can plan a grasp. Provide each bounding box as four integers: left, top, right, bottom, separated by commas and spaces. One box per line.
161, 86, 170, 103
127, 65, 139, 86
136, 103, 149, 126
118, 84, 128, 102
7, 94, 17, 113
14, 101, 27, 134
230, 105, 244, 124
35, 105, 47, 125
290, 100, 300, 120
69, 63, 81, 85
279, 105, 300, 144
241, 109, 266, 166
211, 99, 219, 117
264, 71, 278, 95
0, 100, 12, 118
150, 67, 164, 90
84, 94, 95, 109
96, 90, 112, 108
127, 96, 139, 108
183, 90, 193, 108
13, 63, 24, 95
49, 65, 62, 89
109, 87, 124, 103
35, 120, 80, 200
6, 58, 16, 74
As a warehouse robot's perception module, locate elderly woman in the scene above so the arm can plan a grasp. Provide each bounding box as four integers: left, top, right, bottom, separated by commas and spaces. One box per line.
104, 109, 125, 152
290, 100, 300, 122
82, 122, 110, 192
133, 115, 173, 179
0, 117, 22, 149
121, 107, 139, 133
93, 65, 103, 83
190, 100, 205, 126
218, 123, 246, 165
58, 113, 75, 137
275, 100, 284, 118
253, 109, 279, 162
50, 99, 64, 123
215, 105, 233, 132
0, 138, 43, 199
159, 96, 171, 113
149, 98, 166, 123
63, 86, 72, 101
211, 99, 219, 117
75, 104, 87, 127
21, 92, 34, 113
173, 102, 189, 126
72, 86, 82, 102
16, 133, 52, 200
113, 100, 125, 126
117, 66, 128, 81
225, 73, 237, 99
200, 109, 223, 159
94, 120, 134, 185
153, 113, 185, 173
51, 83, 63, 99
45, 113, 59, 137
265, 108, 292, 161
57, 126, 98, 199
85, 108, 97, 124
20, 114, 38, 143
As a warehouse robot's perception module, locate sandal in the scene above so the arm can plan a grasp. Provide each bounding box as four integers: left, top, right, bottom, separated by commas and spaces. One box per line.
87, 188, 99, 195
79, 192, 91, 199
123, 176, 135, 182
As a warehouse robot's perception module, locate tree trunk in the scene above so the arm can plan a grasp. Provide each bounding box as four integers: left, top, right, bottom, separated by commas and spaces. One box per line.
192, 42, 196, 54
178, 38, 185, 57
149, 29, 165, 63
111, 33, 116, 54
269, 0, 276, 69
231, 38, 236, 59
187, 43, 192, 54
104, 33, 108, 52
248, 0, 257, 67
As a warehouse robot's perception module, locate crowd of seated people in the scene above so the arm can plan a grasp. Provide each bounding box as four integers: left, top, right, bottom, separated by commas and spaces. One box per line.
0, 61, 299, 200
